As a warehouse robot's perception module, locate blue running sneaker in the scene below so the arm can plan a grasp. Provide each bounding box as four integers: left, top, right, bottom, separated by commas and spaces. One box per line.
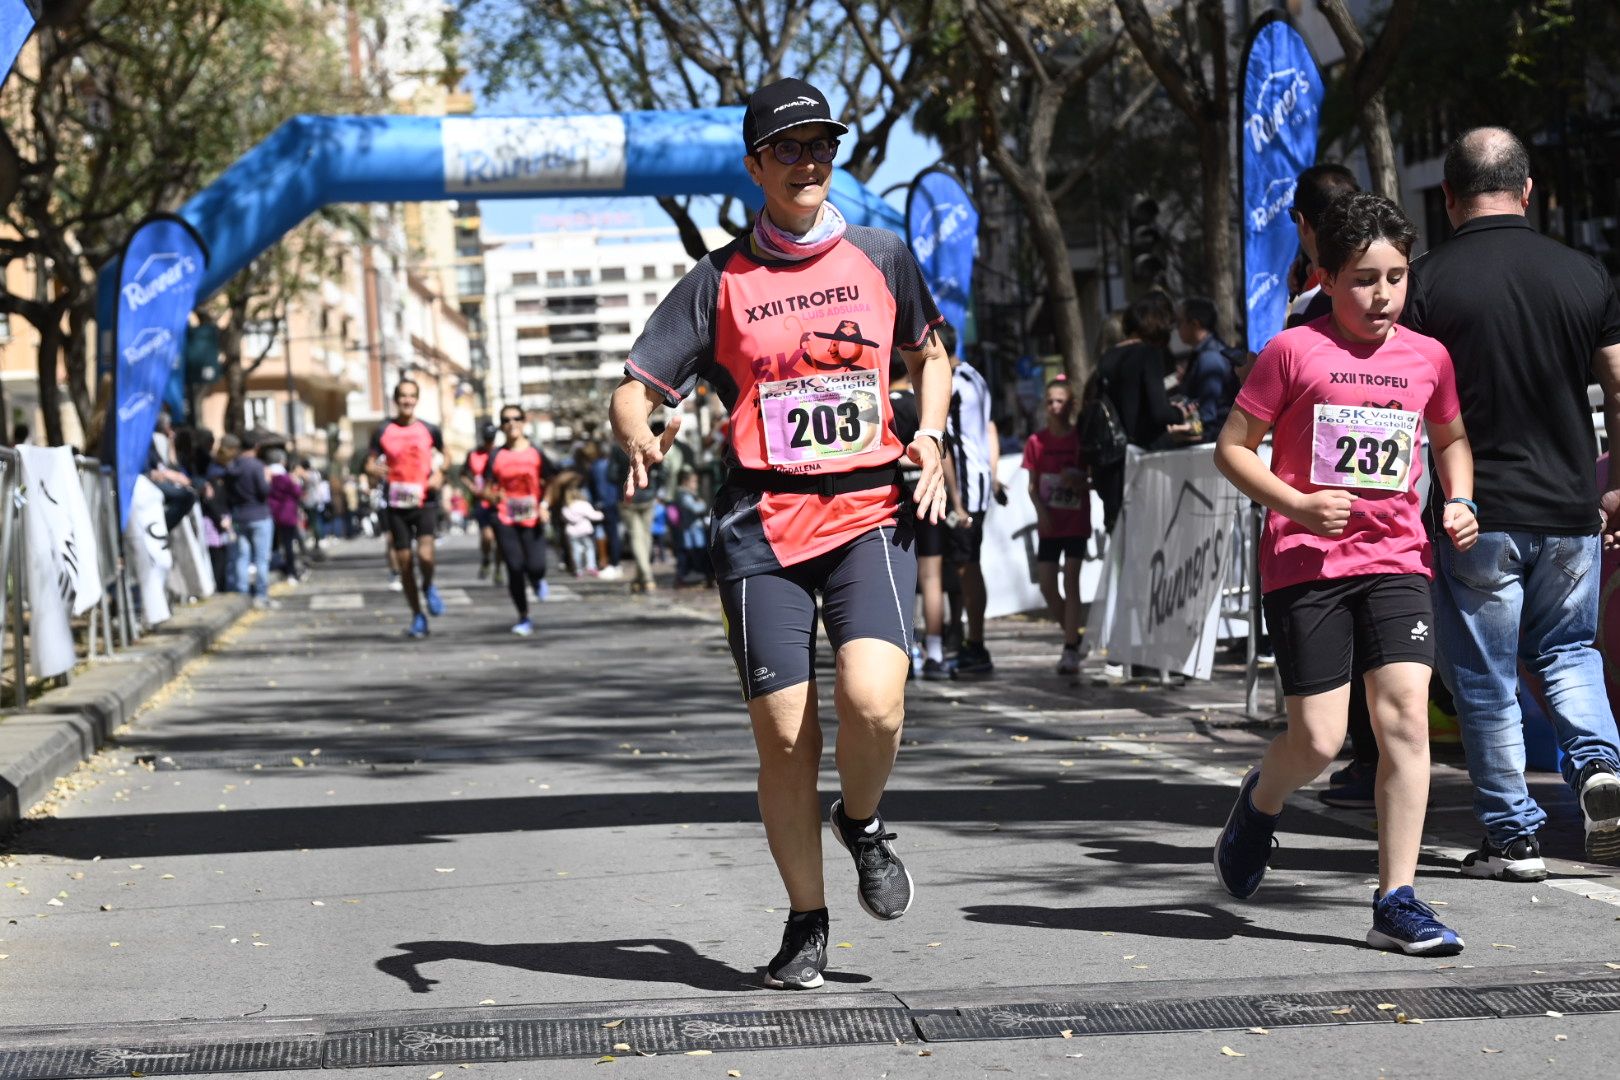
1367, 886, 1464, 956
1214, 767, 1279, 899
511, 619, 534, 637
1319, 759, 1376, 809
536, 579, 550, 602
407, 613, 429, 638
424, 584, 445, 617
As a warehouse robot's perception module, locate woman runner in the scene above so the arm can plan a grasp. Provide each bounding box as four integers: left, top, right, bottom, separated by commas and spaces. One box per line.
486, 405, 563, 636
609, 77, 951, 990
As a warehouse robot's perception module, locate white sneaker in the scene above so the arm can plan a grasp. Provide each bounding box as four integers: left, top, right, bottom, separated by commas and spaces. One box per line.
599, 565, 621, 580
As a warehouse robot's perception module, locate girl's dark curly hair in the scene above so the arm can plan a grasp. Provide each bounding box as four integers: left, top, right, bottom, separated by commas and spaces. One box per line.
1315, 191, 1417, 276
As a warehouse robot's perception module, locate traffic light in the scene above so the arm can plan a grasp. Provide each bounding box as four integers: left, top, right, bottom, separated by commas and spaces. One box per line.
1128, 197, 1166, 284
184, 323, 221, 386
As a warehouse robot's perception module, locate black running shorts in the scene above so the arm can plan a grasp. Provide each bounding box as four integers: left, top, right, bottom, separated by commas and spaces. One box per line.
718, 525, 917, 701
1037, 536, 1086, 563
914, 513, 946, 558
1261, 573, 1435, 697
946, 511, 986, 564
386, 504, 439, 551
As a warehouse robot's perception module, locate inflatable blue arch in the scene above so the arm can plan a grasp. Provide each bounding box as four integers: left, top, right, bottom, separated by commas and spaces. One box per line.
99, 106, 903, 311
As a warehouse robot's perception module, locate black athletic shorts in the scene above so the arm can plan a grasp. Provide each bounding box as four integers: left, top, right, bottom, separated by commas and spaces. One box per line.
946, 511, 986, 564
914, 513, 946, 558
1261, 573, 1434, 697
473, 503, 497, 529
1037, 536, 1086, 563
386, 504, 439, 551
718, 524, 917, 701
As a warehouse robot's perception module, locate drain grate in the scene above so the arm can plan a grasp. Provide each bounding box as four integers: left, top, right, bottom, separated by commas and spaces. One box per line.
1470, 978, 1620, 1017
323, 1007, 916, 1067
916, 984, 1543, 1042
0, 1035, 320, 1080
4, 978, 1620, 1079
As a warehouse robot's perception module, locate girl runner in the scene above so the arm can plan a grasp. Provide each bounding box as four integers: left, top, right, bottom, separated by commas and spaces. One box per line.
1022, 378, 1090, 675
1212, 191, 1478, 955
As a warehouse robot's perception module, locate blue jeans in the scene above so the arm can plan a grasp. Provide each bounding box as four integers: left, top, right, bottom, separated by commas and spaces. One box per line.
233, 517, 274, 600
1432, 531, 1620, 844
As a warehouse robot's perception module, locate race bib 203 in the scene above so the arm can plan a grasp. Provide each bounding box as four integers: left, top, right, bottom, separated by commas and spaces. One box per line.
758, 369, 883, 467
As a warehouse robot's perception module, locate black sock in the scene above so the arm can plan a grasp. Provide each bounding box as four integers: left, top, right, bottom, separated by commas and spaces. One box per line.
840, 809, 878, 836
788, 907, 828, 920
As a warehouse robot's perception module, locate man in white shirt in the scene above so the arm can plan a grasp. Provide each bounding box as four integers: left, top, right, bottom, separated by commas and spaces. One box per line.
941, 325, 1003, 678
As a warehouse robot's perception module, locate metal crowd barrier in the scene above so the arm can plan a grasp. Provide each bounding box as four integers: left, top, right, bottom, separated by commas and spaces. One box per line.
0, 450, 139, 712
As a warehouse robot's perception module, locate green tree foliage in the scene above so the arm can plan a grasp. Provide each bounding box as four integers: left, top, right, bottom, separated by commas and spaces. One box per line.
0, 0, 365, 446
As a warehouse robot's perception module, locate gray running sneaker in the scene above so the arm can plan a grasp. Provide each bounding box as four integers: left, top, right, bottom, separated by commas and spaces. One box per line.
763, 908, 828, 990
1578, 761, 1620, 863
1460, 834, 1547, 882
829, 800, 914, 920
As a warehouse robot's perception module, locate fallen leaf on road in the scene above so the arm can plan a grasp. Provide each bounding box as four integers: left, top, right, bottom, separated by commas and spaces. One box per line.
1490, 943, 1516, 949
1010, 735, 1030, 743
612, 1044, 630, 1052
312, 901, 324, 907
479, 1000, 496, 1006
1546, 1011, 1564, 1018
595, 1056, 615, 1065
1330, 1007, 1352, 1016
1396, 1014, 1422, 1024
428, 1072, 445, 1079
1059, 760, 1075, 767
1219, 1046, 1244, 1057
252, 942, 268, 947
684, 1050, 712, 1056
45, 898, 62, 907
160, 875, 175, 880
1060, 1030, 1073, 1039
1606, 963, 1620, 971
1247, 1028, 1270, 1035
836, 942, 853, 949
1482, 1048, 1502, 1054
601, 1019, 625, 1029
1555, 1035, 1568, 1042
435, 868, 455, 874
108, 942, 119, 947
1377, 1003, 1397, 1011
1123, 955, 1136, 960
129, 864, 143, 870
1133, 964, 1149, 969
727, 1071, 742, 1078
917, 1050, 933, 1057
927, 942, 942, 948
292, 758, 306, 768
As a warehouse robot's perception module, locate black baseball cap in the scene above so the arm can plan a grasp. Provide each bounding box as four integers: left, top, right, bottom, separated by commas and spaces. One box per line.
743, 78, 849, 150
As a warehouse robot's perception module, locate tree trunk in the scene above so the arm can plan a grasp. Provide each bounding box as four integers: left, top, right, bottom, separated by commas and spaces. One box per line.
65, 301, 94, 439
1198, 121, 1241, 347
1027, 196, 1092, 388
1360, 90, 1400, 201
221, 317, 247, 437
36, 313, 64, 447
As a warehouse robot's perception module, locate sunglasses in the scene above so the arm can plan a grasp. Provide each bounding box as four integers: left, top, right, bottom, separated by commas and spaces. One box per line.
500, 415, 523, 425
763, 137, 839, 166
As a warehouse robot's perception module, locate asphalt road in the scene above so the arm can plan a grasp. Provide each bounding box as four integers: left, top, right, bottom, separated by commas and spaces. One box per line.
2, 533, 1617, 1078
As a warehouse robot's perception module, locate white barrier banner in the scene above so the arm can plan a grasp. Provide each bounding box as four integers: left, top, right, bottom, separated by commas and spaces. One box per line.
167, 504, 215, 601
1086, 445, 1241, 680
124, 475, 172, 628
18, 446, 101, 618
16, 447, 88, 677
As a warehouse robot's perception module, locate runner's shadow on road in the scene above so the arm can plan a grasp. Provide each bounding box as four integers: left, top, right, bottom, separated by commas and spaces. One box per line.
961, 902, 1364, 950
376, 938, 872, 994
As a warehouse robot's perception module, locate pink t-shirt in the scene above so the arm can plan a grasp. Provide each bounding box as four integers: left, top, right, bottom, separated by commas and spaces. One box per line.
1235, 317, 1461, 593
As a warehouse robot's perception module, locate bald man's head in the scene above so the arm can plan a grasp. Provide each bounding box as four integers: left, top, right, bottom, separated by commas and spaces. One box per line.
1444, 127, 1530, 200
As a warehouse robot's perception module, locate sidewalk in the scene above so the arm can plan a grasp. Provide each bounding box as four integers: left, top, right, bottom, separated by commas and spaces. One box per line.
1, 534, 1616, 1078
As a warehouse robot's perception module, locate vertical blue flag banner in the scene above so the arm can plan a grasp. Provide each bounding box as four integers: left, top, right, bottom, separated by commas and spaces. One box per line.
110, 214, 208, 527
1, 0, 33, 81
1240, 17, 1323, 353
905, 168, 979, 342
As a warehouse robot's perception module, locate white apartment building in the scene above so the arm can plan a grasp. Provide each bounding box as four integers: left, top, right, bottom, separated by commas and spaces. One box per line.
482, 224, 732, 443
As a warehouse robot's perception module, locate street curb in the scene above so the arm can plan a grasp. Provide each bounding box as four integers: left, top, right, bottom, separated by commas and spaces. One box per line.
0, 594, 251, 833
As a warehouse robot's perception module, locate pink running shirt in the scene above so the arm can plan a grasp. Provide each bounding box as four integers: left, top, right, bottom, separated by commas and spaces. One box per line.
1234, 317, 1461, 593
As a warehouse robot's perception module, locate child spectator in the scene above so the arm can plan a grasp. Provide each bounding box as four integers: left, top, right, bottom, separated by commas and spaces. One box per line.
1023, 378, 1090, 675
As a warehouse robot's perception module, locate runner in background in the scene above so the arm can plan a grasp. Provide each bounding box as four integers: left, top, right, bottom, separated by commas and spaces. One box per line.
1023, 378, 1089, 675
889, 361, 962, 680
366, 378, 446, 639
487, 404, 565, 636
1213, 192, 1476, 955
462, 420, 504, 585
611, 76, 949, 991
941, 325, 1002, 679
